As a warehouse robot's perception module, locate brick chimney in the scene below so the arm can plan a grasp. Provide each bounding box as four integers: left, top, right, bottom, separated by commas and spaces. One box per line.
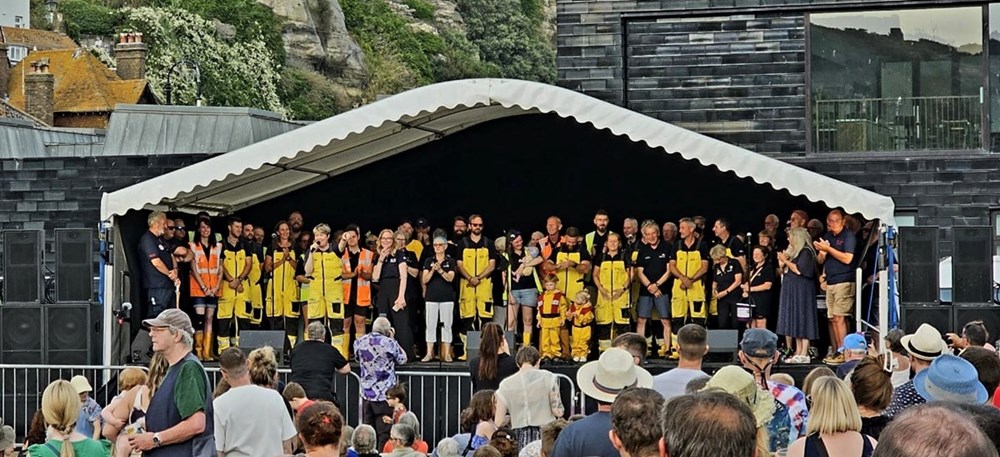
0, 44, 10, 99
114, 32, 147, 80
25, 59, 54, 126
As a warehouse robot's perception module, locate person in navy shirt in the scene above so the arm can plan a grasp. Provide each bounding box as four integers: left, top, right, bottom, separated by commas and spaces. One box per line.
140, 211, 180, 318
815, 209, 857, 366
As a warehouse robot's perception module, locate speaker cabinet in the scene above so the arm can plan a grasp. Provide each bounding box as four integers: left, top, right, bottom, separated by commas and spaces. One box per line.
954, 305, 1000, 348
46, 303, 92, 365
466, 331, 516, 358
0, 306, 43, 363
130, 329, 153, 365
900, 304, 954, 336
240, 330, 287, 365
952, 226, 992, 304
2, 230, 43, 304
55, 229, 94, 302
899, 227, 939, 305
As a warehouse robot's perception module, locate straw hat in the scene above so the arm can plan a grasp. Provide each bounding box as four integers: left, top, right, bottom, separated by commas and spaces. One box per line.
577, 348, 652, 403
900, 323, 948, 362
702, 366, 775, 427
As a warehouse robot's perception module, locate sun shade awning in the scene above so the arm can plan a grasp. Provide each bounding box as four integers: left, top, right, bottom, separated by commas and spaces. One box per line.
101, 78, 896, 225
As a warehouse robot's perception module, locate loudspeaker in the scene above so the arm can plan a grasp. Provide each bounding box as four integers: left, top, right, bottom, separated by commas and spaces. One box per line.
240, 330, 287, 365
466, 331, 515, 358
130, 329, 153, 364
55, 229, 94, 302
900, 304, 953, 336
2, 230, 43, 304
706, 329, 739, 362
45, 302, 92, 365
952, 226, 992, 304
899, 226, 939, 305
953, 305, 1000, 347
0, 305, 43, 363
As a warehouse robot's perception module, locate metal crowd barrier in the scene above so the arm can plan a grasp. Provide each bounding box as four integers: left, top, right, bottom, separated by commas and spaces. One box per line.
0, 365, 148, 439
1, 365, 578, 445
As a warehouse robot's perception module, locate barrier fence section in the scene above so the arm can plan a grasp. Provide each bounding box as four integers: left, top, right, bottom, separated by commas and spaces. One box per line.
1, 365, 148, 440
2, 366, 579, 446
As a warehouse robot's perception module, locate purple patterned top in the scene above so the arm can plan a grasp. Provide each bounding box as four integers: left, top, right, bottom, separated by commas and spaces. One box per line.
354, 332, 407, 401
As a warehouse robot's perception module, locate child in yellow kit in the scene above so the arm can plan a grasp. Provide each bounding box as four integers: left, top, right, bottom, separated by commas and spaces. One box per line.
536, 275, 566, 361
568, 290, 593, 363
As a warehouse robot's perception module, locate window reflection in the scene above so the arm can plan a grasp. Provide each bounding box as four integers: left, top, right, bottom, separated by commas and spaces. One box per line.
810, 7, 984, 152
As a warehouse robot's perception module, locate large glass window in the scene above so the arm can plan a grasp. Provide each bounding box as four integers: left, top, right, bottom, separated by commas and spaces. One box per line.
810, 7, 984, 152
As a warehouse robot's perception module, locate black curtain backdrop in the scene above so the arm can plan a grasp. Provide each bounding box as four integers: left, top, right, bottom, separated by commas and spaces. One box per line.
121, 113, 835, 314
239, 113, 827, 239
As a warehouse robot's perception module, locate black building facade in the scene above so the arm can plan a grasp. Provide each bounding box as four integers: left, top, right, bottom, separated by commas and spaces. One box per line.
557, 0, 1000, 255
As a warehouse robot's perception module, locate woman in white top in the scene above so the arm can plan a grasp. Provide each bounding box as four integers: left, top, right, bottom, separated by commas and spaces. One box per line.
494, 346, 564, 449
883, 329, 911, 387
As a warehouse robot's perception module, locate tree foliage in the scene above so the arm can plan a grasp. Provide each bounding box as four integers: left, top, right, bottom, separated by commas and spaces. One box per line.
60, 0, 122, 38
281, 67, 340, 121
123, 7, 284, 113
458, 0, 555, 83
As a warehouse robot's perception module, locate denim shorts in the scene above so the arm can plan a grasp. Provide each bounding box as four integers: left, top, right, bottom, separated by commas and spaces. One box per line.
637, 294, 670, 319
511, 289, 539, 307
192, 297, 218, 308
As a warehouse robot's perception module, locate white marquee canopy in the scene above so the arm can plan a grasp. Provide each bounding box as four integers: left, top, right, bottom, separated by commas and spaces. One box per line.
101, 78, 895, 225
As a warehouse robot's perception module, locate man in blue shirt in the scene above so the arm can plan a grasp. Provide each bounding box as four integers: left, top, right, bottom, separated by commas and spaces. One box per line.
139, 211, 181, 318
551, 348, 652, 457
815, 209, 856, 366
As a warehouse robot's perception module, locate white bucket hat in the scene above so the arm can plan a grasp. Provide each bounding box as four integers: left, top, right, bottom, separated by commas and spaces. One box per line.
576, 348, 652, 403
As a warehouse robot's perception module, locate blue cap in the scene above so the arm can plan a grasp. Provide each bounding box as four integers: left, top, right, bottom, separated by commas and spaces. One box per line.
839, 333, 867, 352
740, 328, 777, 358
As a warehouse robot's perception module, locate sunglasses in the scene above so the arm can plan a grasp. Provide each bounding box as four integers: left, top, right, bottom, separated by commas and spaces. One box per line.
470, 223, 483, 227
176, 226, 186, 231
166, 225, 176, 230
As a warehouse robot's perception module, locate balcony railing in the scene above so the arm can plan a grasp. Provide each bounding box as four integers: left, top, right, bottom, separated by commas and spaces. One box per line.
813, 95, 982, 152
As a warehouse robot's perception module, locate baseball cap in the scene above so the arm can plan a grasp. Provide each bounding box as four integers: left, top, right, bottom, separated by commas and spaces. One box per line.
70, 375, 93, 394
142, 308, 195, 335
839, 333, 868, 352
415, 218, 430, 228
741, 328, 778, 358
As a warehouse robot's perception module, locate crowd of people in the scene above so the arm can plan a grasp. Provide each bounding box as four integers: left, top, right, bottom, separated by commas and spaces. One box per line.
8, 314, 1000, 457
138, 207, 897, 367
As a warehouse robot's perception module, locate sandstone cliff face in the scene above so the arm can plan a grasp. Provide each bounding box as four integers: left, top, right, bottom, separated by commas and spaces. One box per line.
257, 0, 368, 108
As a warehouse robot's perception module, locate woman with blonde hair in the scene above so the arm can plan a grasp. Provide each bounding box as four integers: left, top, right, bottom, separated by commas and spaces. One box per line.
248, 346, 279, 388
373, 228, 411, 362
776, 227, 818, 364
787, 377, 877, 457
103, 354, 168, 457
28, 380, 111, 457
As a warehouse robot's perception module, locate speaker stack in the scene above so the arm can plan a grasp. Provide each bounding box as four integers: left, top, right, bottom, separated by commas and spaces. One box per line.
951, 226, 999, 344
898, 227, 952, 335
0, 229, 97, 365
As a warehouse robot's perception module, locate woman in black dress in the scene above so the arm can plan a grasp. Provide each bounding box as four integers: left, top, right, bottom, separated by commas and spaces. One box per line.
742, 245, 775, 330
373, 228, 412, 362
776, 227, 818, 365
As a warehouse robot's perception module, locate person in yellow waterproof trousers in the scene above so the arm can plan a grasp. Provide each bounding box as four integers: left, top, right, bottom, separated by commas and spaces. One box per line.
536, 275, 565, 361
668, 218, 710, 358
304, 224, 350, 358
593, 232, 632, 354
219, 216, 253, 355
265, 220, 300, 350
568, 290, 594, 362
544, 227, 591, 360
456, 215, 498, 361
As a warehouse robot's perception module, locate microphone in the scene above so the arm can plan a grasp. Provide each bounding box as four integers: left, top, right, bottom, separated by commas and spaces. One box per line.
116, 302, 133, 325
272, 233, 278, 239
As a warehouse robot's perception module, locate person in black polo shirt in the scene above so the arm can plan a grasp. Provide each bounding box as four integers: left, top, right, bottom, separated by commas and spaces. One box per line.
710, 245, 743, 331
815, 209, 857, 366
139, 211, 179, 318
634, 221, 672, 358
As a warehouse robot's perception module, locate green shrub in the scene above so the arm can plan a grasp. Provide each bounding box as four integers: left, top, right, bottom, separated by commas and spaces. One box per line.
458, 0, 555, 83
60, 0, 122, 38
281, 67, 341, 121
402, 0, 435, 21
341, 0, 437, 85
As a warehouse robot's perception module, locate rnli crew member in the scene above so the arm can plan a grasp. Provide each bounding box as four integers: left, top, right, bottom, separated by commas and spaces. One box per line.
710, 245, 743, 330
455, 215, 498, 360
568, 290, 593, 362
546, 227, 590, 360
219, 217, 253, 354
669, 218, 710, 335
189, 217, 223, 361
584, 210, 610, 265
341, 224, 374, 354
539, 216, 563, 274
372, 228, 411, 363
139, 211, 179, 318
293, 230, 314, 343
245, 223, 266, 328
593, 232, 631, 353
635, 220, 673, 358
536, 275, 565, 362
304, 224, 350, 358
265, 220, 299, 350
